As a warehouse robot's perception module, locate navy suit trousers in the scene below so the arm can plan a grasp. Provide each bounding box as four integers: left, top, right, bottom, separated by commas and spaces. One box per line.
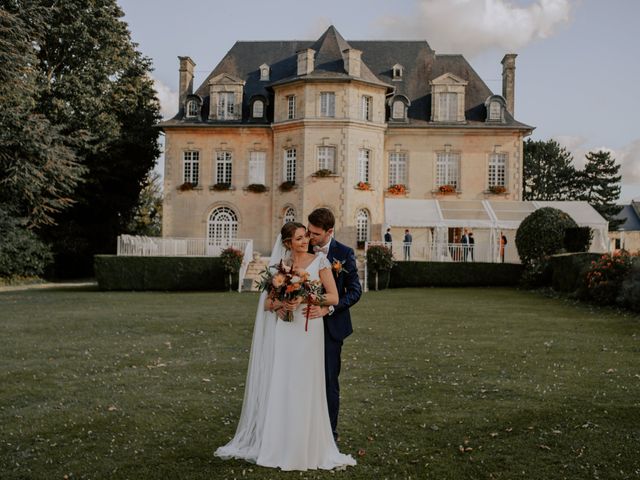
324, 325, 343, 439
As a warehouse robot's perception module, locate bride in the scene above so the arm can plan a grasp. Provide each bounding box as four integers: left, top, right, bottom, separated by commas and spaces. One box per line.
214, 222, 356, 471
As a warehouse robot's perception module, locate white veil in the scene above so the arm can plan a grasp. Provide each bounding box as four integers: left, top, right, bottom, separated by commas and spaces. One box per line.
214, 234, 287, 461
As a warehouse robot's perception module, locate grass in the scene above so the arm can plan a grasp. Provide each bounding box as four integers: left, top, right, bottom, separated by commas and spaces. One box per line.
0, 286, 639, 479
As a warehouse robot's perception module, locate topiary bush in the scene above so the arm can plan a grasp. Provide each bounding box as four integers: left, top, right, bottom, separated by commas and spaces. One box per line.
564, 227, 593, 253
366, 245, 394, 290
618, 258, 640, 312
516, 207, 577, 286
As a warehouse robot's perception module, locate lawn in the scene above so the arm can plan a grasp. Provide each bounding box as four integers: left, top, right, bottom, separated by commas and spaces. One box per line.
0, 287, 639, 479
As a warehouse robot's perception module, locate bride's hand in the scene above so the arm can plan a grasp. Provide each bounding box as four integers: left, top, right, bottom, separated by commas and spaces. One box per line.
283, 297, 303, 311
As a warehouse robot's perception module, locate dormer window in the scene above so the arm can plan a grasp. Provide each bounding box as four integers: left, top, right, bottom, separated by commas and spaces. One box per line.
484, 95, 506, 123
389, 95, 410, 121
252, 99, 264, 118
430, 73, 468, 123
259, 63, 270, 81
208, 73, 245, 121
392, 63, 403, 80
185, 95, 202, 119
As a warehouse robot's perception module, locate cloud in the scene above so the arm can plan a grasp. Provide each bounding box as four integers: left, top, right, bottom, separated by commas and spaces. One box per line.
375, 0, 573, 56
152, 76, 179, 120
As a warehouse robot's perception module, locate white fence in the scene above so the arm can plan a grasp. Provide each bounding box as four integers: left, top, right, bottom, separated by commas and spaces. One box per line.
117, 235, 253, 292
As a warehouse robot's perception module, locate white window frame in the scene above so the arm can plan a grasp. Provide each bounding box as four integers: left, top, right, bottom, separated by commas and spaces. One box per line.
320, 92, 335, 117
284, 148, 297, 183
183, 150, 199, 185
248, 151, 266, 185
489, 101, 501, 121
186, 100, 199, 118
361, 95, 372, 121
388, 152, 407, 186
436, 152, 460, 188
208, 207, 238, 246
439, 92, 458, 121
488, 153, 507, 187
356, 209, 370, 244
215, 151, 233, 185
392, 100, 405, 119
217, 92, 235, 120
287, 95, 296, 120
283, 207, 296, 224
317, 146, 336, 172
252, 100, 264, 118
358, 149, 370, 183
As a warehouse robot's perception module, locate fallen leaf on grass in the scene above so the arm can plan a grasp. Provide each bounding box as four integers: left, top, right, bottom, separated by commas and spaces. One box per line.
539, 444, 551, 451
357, 448, 366, 457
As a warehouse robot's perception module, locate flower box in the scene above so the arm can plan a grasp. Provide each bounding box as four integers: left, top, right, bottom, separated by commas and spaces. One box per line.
488, 185, 507, 194
438, 184, 457, 194
279, 181, 296, 192
387, 184, 406, 195
245, 183, 268, 193
355, 181, 371, 191
178, 182, 196, 191
211, 183, 232, 191
313, 169, 334, 177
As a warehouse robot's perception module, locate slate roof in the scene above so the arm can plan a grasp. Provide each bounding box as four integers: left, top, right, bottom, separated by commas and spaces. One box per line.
160, 25, 533, 131
613, 202, 640, 231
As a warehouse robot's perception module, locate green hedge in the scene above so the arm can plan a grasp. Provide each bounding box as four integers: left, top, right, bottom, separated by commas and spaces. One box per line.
94, 255, 236, 291
384, 261, 523, 288
548, 252, 602, 293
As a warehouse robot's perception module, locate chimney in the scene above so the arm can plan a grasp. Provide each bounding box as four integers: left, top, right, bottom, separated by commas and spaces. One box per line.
501, 53, 517, 115
297, 48, 315, 76
178, 56, 195, 114
343, 48, 362, 77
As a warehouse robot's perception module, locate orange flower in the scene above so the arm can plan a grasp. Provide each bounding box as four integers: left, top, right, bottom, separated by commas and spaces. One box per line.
272, 273, 286, 288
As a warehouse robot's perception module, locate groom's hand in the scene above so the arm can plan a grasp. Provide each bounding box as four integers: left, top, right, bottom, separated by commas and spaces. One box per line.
304, 305, 329, 319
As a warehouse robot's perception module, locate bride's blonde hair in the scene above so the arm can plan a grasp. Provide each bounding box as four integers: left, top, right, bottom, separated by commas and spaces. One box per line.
281, 222, 306, 250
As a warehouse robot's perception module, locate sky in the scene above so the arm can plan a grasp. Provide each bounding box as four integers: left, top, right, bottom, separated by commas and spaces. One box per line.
117, 0, 640, 202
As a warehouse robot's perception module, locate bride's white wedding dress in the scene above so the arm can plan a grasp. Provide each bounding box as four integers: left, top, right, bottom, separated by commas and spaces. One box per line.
215, 252, 356, 471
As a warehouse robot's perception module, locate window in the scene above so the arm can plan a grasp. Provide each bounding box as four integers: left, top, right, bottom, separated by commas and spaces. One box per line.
361, 95, 372, 121
283, 207, 296, 224
284, 148, 296, 183
215, 151, 233, 185
320, 92, 335, 117
489, 101, 501, 121
358, 149, 370, 183
388, 152, 407, 186
252, 100, 264, 118
392, 64, 403, 80
217, 92, 235, 120
248, 151, 266, 185
260, 64, 270, 81
439, 93, 458, 121
317, 146, 336, 172
488, 153, 507, 187
287, 95, 296, 120
356, 209, 370, 248
186, 100, 199, 118
436, 152, 460, 188
183, 151, 199, 185
392, 100, 405, 119
208, 207, 238, 246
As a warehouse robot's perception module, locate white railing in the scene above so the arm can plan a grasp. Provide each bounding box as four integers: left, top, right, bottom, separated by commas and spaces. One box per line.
117, 235, 254, 291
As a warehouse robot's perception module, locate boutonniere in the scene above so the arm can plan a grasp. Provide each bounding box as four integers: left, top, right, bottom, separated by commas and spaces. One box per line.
332, 259, 348, 276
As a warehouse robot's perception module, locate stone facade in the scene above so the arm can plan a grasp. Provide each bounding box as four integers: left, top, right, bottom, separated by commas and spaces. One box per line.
160, 26, 533, 255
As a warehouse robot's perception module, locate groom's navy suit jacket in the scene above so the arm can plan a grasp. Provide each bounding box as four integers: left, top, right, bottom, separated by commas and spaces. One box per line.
312, 238, 362, 341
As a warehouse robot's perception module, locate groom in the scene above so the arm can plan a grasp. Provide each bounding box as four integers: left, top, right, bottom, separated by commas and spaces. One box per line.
304, 208, 362, 441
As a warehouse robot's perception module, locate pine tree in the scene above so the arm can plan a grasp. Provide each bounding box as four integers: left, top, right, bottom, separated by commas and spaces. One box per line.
580, 150, 623, 231
523, 139, 581, 200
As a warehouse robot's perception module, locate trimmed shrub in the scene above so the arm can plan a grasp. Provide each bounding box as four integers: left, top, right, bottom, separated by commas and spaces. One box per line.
549, 252, 601, 293
516, 207, 578, 265
94, 255, 231, 291
366, 245, 394, 290
0, 211, 52, 278
387, 261, 523, 288
220, 247, 244, 290
564, 227, 593, 253
618, 259, 640, 312
584, 251, 635, 305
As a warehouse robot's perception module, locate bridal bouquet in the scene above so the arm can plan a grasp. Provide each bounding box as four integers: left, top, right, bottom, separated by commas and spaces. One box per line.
256, 260, 325, 331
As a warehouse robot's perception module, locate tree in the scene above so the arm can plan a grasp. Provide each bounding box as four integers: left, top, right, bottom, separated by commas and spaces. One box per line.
523, 139, 581, 200
5, 0, 162, 276
0, 7, 84, 229
579, 150, 622, 231
126, 171, 163, 236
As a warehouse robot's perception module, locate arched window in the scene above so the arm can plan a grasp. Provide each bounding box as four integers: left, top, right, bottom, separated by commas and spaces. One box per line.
283, 207, 296, 224
186, 99, 199, 118
356, 209, 370, 248
252, 99, 264, 118
208, 207, 238, 247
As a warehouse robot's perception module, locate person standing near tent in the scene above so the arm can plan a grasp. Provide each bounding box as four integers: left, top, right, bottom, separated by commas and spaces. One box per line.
403, 229, 412, 261
500, 232, 507, 263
